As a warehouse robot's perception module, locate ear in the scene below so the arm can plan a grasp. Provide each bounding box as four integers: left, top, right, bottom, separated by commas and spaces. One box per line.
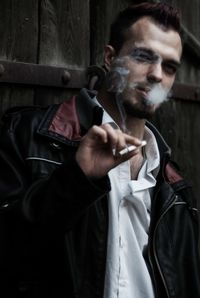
104, 45, 116, 70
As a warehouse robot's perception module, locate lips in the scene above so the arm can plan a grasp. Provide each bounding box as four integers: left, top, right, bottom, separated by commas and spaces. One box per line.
135, 85, 151, 98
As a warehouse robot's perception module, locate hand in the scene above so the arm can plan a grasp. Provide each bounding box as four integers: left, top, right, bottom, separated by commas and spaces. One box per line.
76, 123, 143, 179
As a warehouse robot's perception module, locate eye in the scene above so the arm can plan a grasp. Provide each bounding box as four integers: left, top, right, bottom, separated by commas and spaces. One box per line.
163, 63, 178, 75
131, 49, 157, 63
135, 53, 153, 62
130, 49, 158, 64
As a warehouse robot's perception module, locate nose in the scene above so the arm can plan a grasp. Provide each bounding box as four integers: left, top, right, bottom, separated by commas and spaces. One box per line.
147, 63, 163, 84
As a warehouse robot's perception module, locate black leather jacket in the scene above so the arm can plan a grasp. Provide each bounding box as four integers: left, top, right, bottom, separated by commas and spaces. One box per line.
0, 88, 200, 298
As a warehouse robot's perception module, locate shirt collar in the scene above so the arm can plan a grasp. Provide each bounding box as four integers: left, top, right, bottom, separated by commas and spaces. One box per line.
143, 126, 160, 176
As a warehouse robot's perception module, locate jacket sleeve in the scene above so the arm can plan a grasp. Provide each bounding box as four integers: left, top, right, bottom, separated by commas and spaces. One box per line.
23, 159, 111, 227
0, 111, 111, 229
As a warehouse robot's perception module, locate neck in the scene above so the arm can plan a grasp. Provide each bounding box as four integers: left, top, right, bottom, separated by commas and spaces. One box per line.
97, 87, 146, 140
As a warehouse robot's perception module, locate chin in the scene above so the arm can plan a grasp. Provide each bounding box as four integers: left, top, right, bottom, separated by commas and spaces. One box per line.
123, 101, 156, 120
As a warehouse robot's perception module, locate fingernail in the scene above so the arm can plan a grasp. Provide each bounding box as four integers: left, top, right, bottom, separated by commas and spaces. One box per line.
112, 148, 117, 156
141, 140, 147, 146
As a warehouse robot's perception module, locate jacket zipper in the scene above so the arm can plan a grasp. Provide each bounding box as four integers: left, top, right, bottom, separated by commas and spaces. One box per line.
151, 194, 178, 298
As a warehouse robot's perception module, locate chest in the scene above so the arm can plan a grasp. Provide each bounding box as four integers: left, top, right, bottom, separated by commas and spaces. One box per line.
130, 152, 144, 180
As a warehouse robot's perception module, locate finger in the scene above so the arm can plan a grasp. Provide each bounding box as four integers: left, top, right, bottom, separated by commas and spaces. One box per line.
101, 123, 134, 155
113, 134, 146, 157
86, 125, 108, 144
105, 128, 144, 156
123, 133, 143, 146
103, 123, 144, 150
100, 123, 121, 150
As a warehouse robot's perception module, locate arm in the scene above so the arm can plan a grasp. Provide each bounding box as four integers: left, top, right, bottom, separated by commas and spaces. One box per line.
0, 114, 142, 229
0, 113, 111, 229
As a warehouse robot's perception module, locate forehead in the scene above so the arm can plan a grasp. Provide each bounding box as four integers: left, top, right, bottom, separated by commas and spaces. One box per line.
119, 17, 182, 62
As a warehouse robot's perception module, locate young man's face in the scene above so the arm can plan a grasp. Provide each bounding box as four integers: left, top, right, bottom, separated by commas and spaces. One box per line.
105, 17, 182, 119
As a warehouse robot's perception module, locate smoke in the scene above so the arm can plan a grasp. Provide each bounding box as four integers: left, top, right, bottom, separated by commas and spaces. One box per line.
127, 81, 171, 106
106, 60, 130, 93
146, 84, 171, 105
106, 59, 130, 132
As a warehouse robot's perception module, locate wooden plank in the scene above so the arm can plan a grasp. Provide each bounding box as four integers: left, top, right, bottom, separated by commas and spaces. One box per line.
38, 0, 90, 66
173, 0, 200, 39
0, 0, 39, 116
34, 0, 90, 106
0, 61, 86, 89
90, 0, 133, 65
171, 0, 200, 86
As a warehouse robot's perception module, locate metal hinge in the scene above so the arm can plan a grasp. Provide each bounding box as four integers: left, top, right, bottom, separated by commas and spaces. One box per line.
172, 82, 200, 102
0, 60, 87, 89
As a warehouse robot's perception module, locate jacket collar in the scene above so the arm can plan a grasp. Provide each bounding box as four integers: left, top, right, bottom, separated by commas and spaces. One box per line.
146, 121, 171, 162
37, 88, 103, 146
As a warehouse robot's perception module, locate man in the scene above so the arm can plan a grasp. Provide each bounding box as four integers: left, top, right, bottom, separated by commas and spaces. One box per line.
0, 2, 199, 298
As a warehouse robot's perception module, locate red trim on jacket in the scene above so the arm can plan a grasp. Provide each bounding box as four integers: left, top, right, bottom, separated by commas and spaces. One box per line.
165, 162, 183, 184
48, 96, 82, 140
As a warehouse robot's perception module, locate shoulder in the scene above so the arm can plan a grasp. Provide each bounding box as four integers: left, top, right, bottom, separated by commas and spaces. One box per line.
2, 105, 52, 120
0, 104, 59, 132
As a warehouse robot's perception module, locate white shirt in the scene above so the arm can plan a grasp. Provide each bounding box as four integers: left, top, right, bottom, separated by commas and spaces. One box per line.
100, 110, 160, 298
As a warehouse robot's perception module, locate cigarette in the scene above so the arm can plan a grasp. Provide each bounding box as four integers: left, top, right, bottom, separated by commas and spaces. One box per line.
118, 140, 147, 156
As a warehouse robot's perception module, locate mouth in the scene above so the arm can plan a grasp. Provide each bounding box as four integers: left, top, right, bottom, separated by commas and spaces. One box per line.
135, 85, 151, 98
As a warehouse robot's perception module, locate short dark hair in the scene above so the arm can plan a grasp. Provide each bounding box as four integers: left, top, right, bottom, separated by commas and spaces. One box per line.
109, 2, 181, 53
